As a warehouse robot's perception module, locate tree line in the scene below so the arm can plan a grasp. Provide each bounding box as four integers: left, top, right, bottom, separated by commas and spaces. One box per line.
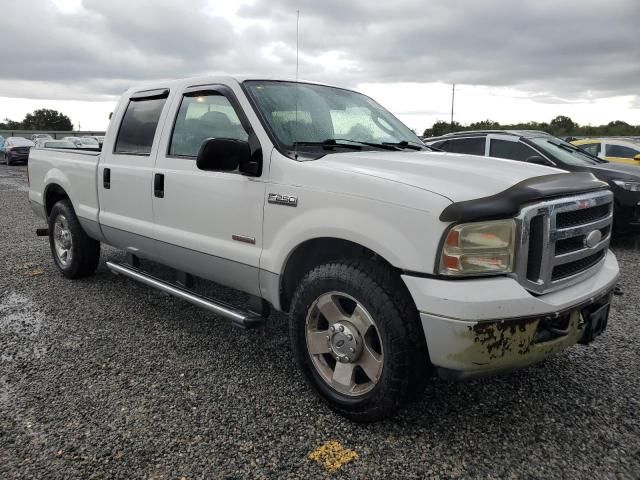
1, 109, 73, 131
423, 116, 640, 138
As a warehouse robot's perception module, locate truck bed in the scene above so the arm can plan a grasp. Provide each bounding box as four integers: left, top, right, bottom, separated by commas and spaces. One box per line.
28, 147, 101, 231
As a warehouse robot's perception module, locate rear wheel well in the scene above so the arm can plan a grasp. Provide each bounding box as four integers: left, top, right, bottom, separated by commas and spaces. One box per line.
44, 184, 70, 218
280, 238, 398, 312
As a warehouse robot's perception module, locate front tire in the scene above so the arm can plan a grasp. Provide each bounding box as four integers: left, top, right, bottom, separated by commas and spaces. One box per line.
289, 260, 428, 422
48, 199, 101, 278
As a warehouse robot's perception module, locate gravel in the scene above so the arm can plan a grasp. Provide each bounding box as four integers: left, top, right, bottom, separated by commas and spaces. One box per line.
1, 164, 638, 479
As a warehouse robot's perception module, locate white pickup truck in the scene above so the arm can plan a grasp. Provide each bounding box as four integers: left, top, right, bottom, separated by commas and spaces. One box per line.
28, 76, 620, 421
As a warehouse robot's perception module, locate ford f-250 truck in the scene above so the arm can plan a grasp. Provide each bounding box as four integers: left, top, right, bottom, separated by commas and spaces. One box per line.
28, 76, 620, 421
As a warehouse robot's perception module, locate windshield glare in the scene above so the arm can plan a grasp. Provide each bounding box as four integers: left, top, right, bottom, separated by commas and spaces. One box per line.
244, 81, 422, 152
530, 137, 601, 167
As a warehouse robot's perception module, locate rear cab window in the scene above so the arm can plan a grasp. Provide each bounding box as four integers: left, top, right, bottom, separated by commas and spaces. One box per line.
114, 89, 169, 155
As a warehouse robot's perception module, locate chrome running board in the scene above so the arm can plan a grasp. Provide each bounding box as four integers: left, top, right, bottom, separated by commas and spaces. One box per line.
106, 261, 265, 329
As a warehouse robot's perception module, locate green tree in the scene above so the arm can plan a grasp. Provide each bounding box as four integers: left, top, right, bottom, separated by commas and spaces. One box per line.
467, 119, 500, 130
549, 115, 576, 135
426, 120, 462, 137
21, 109, 73, 131
0, 118, 22, 129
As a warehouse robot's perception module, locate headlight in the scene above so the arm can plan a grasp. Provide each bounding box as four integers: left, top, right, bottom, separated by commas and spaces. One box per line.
612, 180, 640, 192
439, 219, 516, 276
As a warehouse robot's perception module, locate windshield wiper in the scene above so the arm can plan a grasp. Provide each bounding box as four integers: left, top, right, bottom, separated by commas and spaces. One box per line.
382, 140, 425, 151
293, 139, 399, 151
547, 139, 604, 162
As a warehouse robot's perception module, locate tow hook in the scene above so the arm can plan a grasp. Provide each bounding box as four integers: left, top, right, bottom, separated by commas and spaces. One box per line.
613, 285, 624, 296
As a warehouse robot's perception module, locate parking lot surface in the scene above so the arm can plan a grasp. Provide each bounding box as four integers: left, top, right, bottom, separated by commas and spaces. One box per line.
1, 164, 639, 479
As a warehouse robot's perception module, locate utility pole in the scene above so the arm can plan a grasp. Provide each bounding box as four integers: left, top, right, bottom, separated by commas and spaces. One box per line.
450, 83, 455, 131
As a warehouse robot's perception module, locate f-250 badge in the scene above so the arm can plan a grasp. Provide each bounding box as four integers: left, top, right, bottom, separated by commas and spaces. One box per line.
268, 193, 298, 207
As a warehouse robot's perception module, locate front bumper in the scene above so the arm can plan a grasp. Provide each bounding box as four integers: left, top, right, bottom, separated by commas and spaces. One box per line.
402, 251, 619, 379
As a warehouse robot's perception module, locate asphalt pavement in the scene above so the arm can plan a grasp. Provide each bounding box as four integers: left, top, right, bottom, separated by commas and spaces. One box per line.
1, 164, 638, 479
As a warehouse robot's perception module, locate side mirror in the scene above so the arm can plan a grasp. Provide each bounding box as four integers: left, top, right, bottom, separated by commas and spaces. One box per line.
634, 154, 640, 161
526, 155, 551, 166
196, 138, 256, 174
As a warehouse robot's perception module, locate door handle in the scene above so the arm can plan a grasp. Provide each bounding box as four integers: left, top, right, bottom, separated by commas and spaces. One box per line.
103, 168, 110, 189
154, 173, 164, 198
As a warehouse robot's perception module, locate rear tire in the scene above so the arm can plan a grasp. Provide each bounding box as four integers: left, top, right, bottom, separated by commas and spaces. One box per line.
289, 260, 429, 422
48, 199, 100, 278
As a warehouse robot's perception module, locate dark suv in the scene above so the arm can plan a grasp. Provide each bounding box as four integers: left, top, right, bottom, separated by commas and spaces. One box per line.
424, 130, 640, 229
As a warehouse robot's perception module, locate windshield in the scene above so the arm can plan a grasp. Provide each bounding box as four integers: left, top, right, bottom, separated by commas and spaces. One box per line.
244, 80, 424, 156
530, 137, 603, 167
7, 137, 34, 147
44, 141, 75, 148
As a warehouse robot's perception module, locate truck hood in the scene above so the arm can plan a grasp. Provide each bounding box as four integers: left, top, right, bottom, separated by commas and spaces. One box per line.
313, 151, 562, 203
590, 162, 640, 181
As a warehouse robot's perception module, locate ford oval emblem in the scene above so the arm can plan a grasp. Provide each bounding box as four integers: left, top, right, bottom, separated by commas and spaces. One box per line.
584, 230, 602, 249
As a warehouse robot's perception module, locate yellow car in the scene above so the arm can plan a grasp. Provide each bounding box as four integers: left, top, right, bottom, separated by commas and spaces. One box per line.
572, 138, 640, 165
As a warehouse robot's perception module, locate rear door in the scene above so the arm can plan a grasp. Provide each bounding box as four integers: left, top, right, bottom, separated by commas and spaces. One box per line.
98, 88, 171, 246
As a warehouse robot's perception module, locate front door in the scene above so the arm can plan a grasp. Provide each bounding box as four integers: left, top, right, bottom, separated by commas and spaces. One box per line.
151, 85, 266, 295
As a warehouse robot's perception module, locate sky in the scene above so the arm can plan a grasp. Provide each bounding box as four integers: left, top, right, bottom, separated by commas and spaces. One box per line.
0, 0, 639, 132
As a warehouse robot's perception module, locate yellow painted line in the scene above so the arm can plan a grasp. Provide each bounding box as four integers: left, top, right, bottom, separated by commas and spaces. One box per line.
308, 440, 358, 472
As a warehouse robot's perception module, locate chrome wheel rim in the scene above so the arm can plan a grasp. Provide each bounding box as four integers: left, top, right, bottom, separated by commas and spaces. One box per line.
305, 291, 384, 397
53, 214, 73, 267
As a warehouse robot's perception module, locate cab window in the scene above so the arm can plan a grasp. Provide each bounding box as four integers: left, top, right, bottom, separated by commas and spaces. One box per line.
489, 139, 537, 161
441, 137, 486, 155
169, 93, 248, 157
606, 144, 640, 158
114, 95, 168, 155
577, 142, 601, 156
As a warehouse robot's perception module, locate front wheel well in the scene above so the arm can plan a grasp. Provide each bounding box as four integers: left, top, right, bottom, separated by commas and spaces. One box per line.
44, 184, 70, 218
279, 238, 398, 312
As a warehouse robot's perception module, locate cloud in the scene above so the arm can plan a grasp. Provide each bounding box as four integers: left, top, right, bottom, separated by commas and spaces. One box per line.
0, 0, 638, 106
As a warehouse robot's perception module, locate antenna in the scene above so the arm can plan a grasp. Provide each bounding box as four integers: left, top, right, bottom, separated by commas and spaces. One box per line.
450, 83, 455, 132
294, 9, 300, 159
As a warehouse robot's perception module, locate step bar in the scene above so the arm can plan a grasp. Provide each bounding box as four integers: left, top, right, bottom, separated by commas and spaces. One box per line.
106, 261, 265, 329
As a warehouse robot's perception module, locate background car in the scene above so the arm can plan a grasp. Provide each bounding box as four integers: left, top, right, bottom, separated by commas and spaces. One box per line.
30, 133, 53, 143
572, 138, 640, 165
0, 135, 4, 154
62, 136, 100, 149
3, 137, 35, 165
35, 139, 77, 149
424, 130, 640, 229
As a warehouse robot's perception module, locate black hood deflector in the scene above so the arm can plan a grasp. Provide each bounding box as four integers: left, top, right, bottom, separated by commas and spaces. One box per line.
440, 172, 609, 223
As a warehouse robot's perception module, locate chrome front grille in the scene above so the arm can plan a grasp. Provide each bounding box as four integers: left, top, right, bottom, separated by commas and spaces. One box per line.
514, 190, 613, 294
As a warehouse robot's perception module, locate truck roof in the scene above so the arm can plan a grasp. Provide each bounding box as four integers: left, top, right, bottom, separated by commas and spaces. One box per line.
123, 75, 341, 96
423, 130, 552, 143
